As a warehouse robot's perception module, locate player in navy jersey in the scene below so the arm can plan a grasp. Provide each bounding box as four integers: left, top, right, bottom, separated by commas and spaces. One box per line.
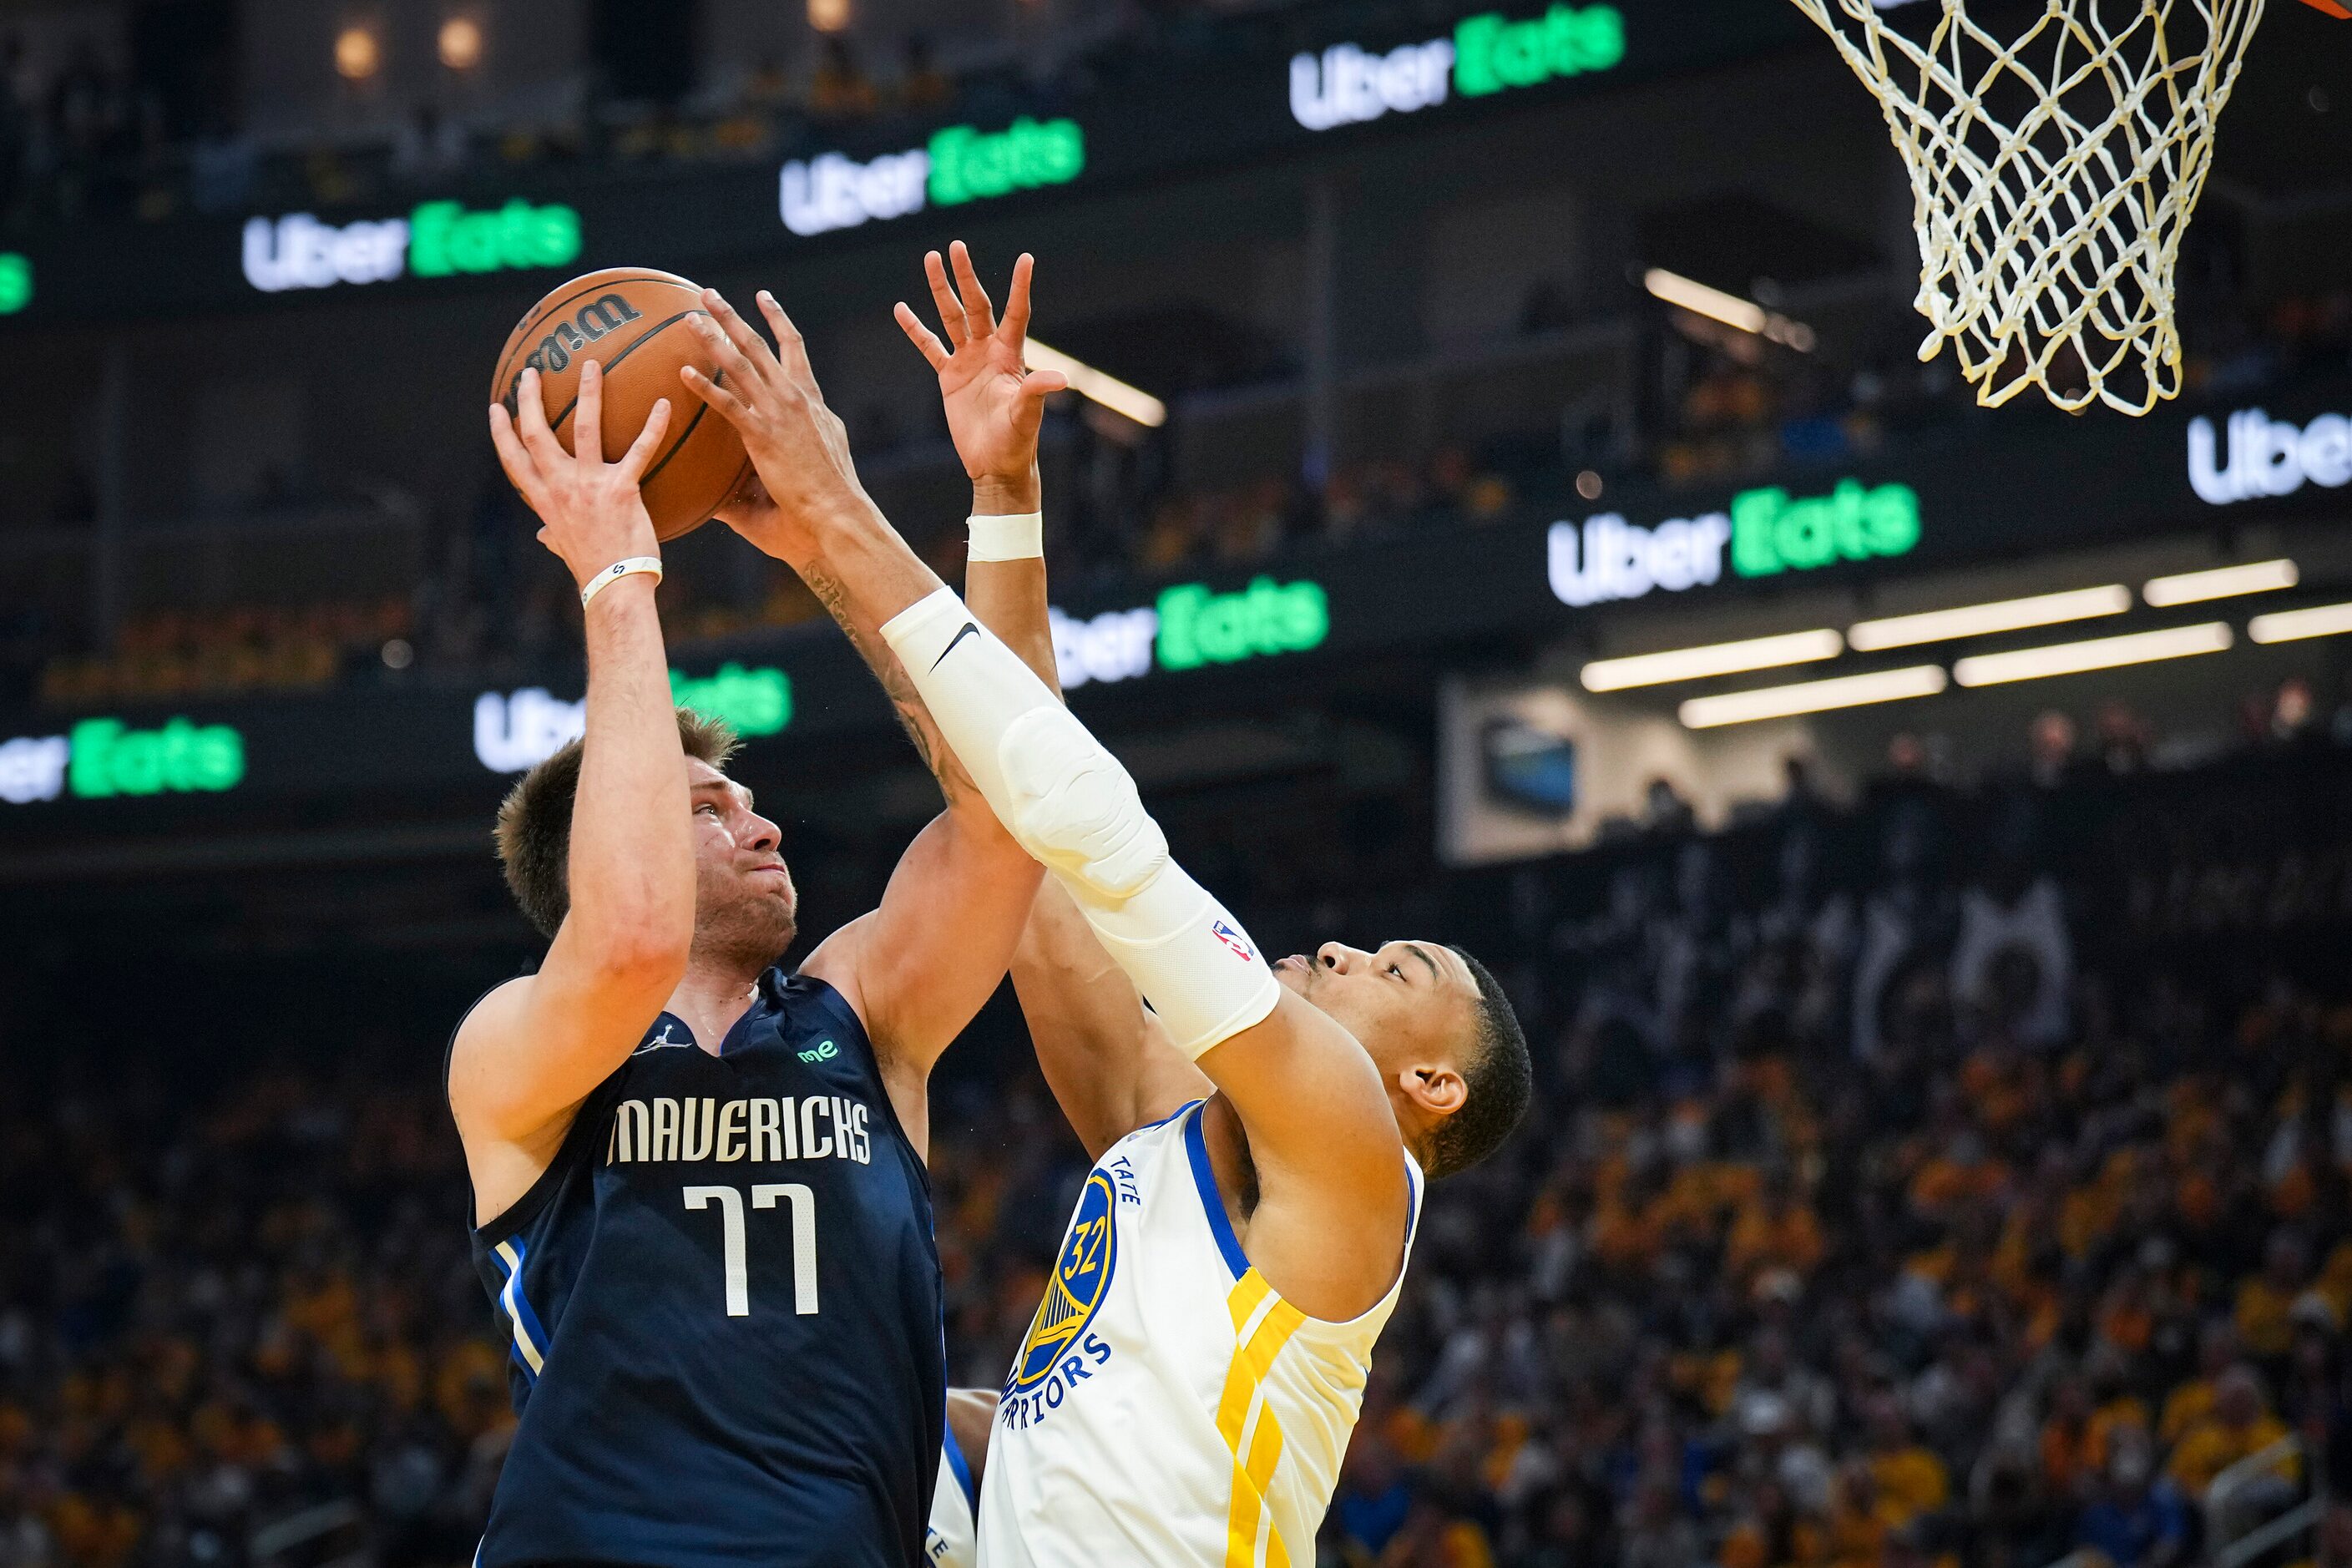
456, 248, 1067, 1568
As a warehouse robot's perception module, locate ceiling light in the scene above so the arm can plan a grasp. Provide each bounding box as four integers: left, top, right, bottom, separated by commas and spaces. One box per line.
1024, 339, 1166, 428
1679, 666, 1947, 729
335, 25, 381, 81
1848, 585, 2130, 651
1642, 268, 1816, 352
2249, 600, 2352, 644
807, 0, 852, 33
1581, 629, 1844, 693
2142, 559, 2298, 606
438, 15, 484, 70
1952, 623, 2233, 687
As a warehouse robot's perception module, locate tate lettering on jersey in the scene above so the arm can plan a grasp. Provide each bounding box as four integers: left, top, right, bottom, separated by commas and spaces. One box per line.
606, 1095, 873, 1166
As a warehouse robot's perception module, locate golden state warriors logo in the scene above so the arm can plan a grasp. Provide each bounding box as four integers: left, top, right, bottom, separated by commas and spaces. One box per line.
1009, 1170, 1118, 1395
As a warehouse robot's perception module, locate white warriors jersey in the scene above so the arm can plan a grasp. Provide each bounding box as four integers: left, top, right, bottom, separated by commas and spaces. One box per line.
927, 1430, 978, 1567
979, 1100, 1422, 1568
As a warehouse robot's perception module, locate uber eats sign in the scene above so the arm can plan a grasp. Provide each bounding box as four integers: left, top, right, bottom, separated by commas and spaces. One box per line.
1291, 3, 1624, 131
242, 197, 582, 294
780, 118, 1086, 238
1052, 577, 1330, 690
0, 716, 245, 805
1549, 478, 1920, 608
474, 663, 794, 772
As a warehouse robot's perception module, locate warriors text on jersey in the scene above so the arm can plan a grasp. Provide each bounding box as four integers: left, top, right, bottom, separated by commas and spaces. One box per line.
459, 971, 943, 1568
978, 1100, 1423, 1568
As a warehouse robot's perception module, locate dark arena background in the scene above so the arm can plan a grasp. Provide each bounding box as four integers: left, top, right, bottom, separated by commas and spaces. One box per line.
3, 0, 2352, 1564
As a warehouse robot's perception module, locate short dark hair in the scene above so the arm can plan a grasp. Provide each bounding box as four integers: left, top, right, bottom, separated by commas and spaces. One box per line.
494, 708, 741, 938
1424, 945, 1531, 1180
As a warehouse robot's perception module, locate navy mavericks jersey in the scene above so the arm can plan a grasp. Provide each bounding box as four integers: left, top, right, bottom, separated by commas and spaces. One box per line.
460, 970, 943, 1568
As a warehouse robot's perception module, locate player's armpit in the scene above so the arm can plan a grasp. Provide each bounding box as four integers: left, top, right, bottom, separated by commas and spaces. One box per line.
802, 810, 1042, 1082
1193, 994, 1413, 1321
1012, 879, 1213, 1161
448, 964, 670, 1221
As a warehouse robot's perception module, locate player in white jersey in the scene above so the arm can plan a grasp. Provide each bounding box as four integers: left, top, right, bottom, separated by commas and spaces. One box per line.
679, 240, 1531, 1568
926, 1389, 996, 1568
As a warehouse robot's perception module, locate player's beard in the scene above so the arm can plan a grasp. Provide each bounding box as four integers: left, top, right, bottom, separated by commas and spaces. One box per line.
692, 874, 798, 977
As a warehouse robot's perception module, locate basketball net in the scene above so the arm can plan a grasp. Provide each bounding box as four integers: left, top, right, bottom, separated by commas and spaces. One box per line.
1789, 0, 2266, 415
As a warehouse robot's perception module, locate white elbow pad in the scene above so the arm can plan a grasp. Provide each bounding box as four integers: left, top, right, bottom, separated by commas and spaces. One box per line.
1057, 860, 1282, 1060
879, 586, 1278, 1058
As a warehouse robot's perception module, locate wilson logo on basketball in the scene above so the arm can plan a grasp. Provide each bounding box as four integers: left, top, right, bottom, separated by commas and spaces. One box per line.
505, 294, 646, 400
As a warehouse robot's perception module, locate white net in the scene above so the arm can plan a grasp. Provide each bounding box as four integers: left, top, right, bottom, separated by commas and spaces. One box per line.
1788, 0, 2266, 415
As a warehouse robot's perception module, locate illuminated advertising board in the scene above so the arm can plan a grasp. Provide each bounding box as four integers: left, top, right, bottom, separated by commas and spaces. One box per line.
1051, 577, 1330, 689
2189, 407, 2352, 506
475, 662, 795, 772
1291, 3, 1624, 131
0, 716, 245, 805
780, 118, 1085, 238
1550, 478, 1919, 608
241, 197, 582, 294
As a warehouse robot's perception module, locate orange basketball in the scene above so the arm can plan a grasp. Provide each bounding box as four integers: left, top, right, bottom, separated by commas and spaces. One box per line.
492, 268, 752, 543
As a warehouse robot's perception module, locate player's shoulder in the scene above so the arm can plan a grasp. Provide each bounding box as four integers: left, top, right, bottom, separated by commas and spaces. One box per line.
445, 975, 534, 1090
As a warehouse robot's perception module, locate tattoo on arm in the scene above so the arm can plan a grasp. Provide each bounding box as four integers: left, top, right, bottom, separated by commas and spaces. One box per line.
803, 566, 974, 803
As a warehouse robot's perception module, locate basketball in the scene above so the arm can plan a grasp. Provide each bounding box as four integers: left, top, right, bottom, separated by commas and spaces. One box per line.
491, 268, 752, 542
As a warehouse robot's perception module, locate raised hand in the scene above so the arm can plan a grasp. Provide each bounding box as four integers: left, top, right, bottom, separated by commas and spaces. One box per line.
487, 361, 671, 593
682, 288, 875, 567
894, 242, 1067, 511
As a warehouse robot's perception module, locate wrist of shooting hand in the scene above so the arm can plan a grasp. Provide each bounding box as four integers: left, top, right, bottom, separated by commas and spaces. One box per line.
970, 472, 1041, 514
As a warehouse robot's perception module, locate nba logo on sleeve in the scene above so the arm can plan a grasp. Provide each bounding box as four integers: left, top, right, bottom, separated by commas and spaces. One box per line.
1210, 920, 1254, 962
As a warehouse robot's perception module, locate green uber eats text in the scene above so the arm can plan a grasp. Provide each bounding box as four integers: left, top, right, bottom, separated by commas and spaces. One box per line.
1156, 578, 1329, 672
1730, 478, 1921, 578
928, 119, 1085, 208
0, 253, 28, 315
69, 716, 245, 798
410, 199, 582, 279
1454, 3, 1625, 98
672, 663, 793, 736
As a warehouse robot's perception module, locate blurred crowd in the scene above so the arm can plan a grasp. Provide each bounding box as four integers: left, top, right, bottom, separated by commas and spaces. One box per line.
8, 736, 2352, 1567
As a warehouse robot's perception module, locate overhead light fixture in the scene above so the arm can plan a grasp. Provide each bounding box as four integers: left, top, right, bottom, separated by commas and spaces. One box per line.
1952, 623, 2233, 687
1581, 629, 1843, 693
438, 14, 484, 70
335, 24, 382, 81
1848, 584, 2130, 651
1024, 338, 1166, 428
2142, 559, 2298, 606
1679, 665, 1947, 729
1642, 267, 1816, 352
2249, 600, 2352, 644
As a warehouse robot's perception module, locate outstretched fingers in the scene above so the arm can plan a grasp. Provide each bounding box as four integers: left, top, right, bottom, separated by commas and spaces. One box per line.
752, 291, 817, 385
697, 290, 777, 380
572, 358, 604, 463
488, 403, 548, 513
678, 362, 750, 427
948, 240, 997, 341
999, 252, 1037, 350
923, 250, 969, 347
895, 301, 952, 371
614, 397, 674, 483
512, 367, 571, 473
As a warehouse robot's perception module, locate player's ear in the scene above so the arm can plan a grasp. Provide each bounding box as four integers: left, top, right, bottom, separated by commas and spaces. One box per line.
1397, 1061, 1466, 1120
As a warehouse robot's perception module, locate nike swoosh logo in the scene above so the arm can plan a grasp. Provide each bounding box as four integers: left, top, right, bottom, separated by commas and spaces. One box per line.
932, 623, 980, 670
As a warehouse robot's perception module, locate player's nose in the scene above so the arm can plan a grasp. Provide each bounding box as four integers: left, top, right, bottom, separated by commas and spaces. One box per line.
744, 809, 782, 853
1317, 943, 1369, 973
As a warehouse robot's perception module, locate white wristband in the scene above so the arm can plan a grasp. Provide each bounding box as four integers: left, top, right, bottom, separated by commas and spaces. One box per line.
579, 556, 664, 608
967, 512, 1044, 562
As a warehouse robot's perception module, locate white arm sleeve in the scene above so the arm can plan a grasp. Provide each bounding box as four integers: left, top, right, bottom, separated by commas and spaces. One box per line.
880, 587, 1280, 1058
